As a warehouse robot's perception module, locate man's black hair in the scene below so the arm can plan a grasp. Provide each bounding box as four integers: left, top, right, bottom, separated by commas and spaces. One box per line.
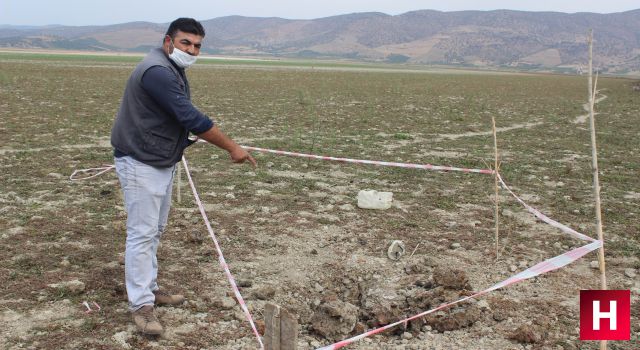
165, 18, 205, 38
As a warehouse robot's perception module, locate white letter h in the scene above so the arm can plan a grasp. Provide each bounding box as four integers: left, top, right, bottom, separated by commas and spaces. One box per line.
593, 300, 617, 331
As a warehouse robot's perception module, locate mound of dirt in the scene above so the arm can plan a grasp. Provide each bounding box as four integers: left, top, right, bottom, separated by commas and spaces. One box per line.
510, 324, 543, 344
433, 266, 471, 290
425, 304, 481, 332
311, 300, 358, 339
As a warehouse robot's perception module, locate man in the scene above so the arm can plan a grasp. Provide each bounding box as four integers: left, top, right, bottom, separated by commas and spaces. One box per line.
111, 17, 256, 335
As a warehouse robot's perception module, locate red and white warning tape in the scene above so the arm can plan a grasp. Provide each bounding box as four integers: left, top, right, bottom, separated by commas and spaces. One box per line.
314, 171, 599, 349
181, 156, 265, 349
316, 240, 601, 350
242, 145, 494, 175
497, 173, 596, 243
70, 165, 115, 181
82, 301, 101, 313
70, 144, 601, 349
314, 172, 600, 349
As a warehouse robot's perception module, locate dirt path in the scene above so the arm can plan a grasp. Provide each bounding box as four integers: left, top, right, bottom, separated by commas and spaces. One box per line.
573, 92, 607, 124
435, 121, 544, 141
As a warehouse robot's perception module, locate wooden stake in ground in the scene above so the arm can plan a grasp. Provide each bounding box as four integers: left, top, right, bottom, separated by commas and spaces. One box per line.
587, 29, 608, 350
264, 303, 298, 350
176, 162, 182, 203
492, 117, 500, 260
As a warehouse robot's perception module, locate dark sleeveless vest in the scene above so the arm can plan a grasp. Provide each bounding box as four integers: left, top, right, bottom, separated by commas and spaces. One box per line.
111, 48, 195, 167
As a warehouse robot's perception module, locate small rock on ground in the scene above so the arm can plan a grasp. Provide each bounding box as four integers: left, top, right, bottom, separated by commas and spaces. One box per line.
624, 268, 636, 278
47, 279, 85, 295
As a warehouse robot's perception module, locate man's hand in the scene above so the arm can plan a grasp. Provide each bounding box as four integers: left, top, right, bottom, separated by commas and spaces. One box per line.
230, 146, 257, 168
197, 126, 257, 168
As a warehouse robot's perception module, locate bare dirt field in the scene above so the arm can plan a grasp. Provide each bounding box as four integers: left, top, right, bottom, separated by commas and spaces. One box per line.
0, 53, 639, 349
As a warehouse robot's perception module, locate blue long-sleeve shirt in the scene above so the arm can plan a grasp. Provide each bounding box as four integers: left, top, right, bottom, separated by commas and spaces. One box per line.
114, 64, 214, 158
141, 65, 213, 134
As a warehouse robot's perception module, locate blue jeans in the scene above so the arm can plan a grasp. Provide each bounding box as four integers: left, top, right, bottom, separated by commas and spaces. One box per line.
115, 156, 175, 311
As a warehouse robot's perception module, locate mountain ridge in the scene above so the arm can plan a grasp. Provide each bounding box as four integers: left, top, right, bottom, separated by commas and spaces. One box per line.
2, 9, 639, 73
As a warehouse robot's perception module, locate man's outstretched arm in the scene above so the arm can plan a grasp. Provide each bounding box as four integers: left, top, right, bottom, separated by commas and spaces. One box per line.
197, 126, 257, 167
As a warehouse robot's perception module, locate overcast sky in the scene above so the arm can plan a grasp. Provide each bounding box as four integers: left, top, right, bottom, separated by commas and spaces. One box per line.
2, 0, 639, 26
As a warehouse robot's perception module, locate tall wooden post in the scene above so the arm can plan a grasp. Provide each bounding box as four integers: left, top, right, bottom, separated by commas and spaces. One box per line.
587, 29, 608, 350
176, 162, 182, 203
492, 117, 500, 260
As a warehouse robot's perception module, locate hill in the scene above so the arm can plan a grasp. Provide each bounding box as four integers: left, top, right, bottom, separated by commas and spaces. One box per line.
1, 9, 639, 73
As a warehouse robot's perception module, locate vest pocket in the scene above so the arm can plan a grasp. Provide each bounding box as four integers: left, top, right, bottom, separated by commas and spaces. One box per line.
142, 130, 177, 158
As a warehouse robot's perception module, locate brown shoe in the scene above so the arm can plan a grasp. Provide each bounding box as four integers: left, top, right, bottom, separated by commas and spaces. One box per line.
153, 289, 186, 306
132, 305, 163, 335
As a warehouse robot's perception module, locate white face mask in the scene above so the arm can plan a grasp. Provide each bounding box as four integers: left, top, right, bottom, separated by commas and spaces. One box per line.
168, 41, 197, 68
